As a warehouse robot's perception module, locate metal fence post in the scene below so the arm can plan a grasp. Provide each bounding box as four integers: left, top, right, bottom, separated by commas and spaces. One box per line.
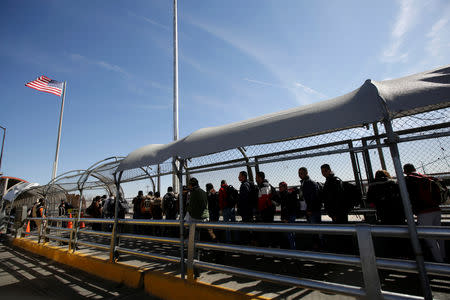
372, 121, 387, 171
187, 222, 196, 281
238, 147, 254, 182
110, 171, 123, 262
348, 140, 363, 193
177, 159, 185, 279
383, 118, 433, 300
361, 138, 374, 184
72, 189, 83, 252
356, 224, 382, 299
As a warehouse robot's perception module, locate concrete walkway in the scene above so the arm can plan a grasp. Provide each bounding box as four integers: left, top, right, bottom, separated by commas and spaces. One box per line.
0, 241, 159, 300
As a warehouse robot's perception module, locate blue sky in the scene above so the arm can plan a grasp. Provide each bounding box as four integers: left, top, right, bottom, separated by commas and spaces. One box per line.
1, 0, 449, 196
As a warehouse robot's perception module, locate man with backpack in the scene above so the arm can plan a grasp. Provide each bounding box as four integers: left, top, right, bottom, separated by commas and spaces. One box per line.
132, 191, 145, 233
219, 180, 236, 243
237, 171, 255, 223
162, 186, 178, 220
219, 180, 237, 222
141, 192, 153, 219
299, 167, 322, 224
321, 164, 348, 224
404, 163, 446, 262
31, 198, 46, 233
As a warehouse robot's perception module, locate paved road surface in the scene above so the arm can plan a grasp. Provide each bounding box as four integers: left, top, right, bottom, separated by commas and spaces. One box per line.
0, 241, 159, 300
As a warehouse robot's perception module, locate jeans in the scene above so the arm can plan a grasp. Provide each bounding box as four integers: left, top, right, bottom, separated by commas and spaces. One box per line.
287, 215, 296, 250
222, 207, 236, 243
418, 210, 446, 263
307, 211, 324, 249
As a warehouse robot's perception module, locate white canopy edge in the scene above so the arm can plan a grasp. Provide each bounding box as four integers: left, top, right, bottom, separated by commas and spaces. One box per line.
117, 65, 450, 172
3, 182, 40, 203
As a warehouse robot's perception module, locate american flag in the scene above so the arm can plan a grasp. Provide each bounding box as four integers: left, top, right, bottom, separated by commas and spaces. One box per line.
25, 75, 64, 96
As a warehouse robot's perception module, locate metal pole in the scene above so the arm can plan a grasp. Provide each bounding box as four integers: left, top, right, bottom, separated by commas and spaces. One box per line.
0, 125, 5, 172
348, 140, 362, 192
383, 119, 432, 300
52, 81, 66, 180
110, 171, 123, 262
157, 164, 161, 193
178, 159, 185, 279
172, 0, 180, 193
73, 189, 84, 252
373, 122, 387, 171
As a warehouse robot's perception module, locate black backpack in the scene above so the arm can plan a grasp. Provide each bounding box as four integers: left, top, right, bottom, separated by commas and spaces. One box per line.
164, 193, 176, 213
341, 181, 362, 211
248, 181, 259, 209
225, 185, 239, 208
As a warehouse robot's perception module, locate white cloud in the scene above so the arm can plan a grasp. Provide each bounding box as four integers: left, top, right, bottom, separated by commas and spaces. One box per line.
69, 53, 169, 95
128, 11, 170, 31
191, 94, 229, 110
392, 0, 416, 38
70, 53, 130, 77
133, 103, 171, 110
244, 78, 281, 88
244, 78, 327, 100
294, 82, 327, 98
96, 60, 131, 78
381, 0, 421, 63
426, 13, 450, 57
184, 15, 323, 105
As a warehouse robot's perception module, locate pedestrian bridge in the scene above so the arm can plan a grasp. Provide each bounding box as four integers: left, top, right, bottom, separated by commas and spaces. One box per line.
3, 212, 450, 300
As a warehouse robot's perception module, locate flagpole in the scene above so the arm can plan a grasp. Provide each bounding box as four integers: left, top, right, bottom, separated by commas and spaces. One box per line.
51, 81, 66, 180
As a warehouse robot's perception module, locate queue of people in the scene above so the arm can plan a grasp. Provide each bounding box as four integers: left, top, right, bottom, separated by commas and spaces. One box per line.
72, 162, 447, 263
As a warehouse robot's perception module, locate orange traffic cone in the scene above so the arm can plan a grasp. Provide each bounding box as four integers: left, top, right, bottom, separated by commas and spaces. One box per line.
25, 221, 30, 235
67, 213, 73, 229
80, 212, 85, 229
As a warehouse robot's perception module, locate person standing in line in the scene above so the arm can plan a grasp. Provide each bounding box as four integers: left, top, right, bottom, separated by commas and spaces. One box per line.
272, 182, 297, 249
237, 171, 254, 223
404, 163, 446, 263
162, 186, 178, 237
151, 192, 163, 236
366, 170, 405, 225
162, 186, 178, 220
299, 167, 322, 224
206, 183, 220, 222
219, 179, 236, 243
187, 177, 215, 277
132, 191, 145, 234
321, 164, 348, 224
255, 171, 276, 247
255, 171, 275, 223
299, 167, 324, 250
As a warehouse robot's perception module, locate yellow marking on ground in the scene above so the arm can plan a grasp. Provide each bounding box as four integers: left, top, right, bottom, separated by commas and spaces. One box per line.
11, 238, 270, 299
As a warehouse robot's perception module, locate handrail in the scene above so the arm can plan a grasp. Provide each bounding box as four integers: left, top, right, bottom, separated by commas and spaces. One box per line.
16, 216, 450, 299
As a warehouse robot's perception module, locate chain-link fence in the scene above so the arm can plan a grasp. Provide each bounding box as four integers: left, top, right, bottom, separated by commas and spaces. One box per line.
151, 107, 450, 204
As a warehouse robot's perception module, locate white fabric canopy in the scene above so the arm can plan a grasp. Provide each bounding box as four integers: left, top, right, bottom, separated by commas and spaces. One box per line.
117, 65, 450, 172
3, 182, 40, 203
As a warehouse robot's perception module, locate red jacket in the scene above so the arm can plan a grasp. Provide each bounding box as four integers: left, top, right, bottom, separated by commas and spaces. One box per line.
218, 184, 228, 210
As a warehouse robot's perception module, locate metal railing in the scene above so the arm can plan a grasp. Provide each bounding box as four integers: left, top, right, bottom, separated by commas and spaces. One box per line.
12, 213, 450, 300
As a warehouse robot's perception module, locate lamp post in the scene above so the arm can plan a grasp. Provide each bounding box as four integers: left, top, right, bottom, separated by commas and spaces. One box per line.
0, 125, 5, 172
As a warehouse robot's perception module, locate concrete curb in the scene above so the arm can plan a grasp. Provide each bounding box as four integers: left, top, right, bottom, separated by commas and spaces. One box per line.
11, 237, 267, 300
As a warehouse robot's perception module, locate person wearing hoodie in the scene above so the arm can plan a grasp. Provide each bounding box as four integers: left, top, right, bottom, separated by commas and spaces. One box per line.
321, 164, 348, 224
255, 171, 275, 223
255, 172, 276, 247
